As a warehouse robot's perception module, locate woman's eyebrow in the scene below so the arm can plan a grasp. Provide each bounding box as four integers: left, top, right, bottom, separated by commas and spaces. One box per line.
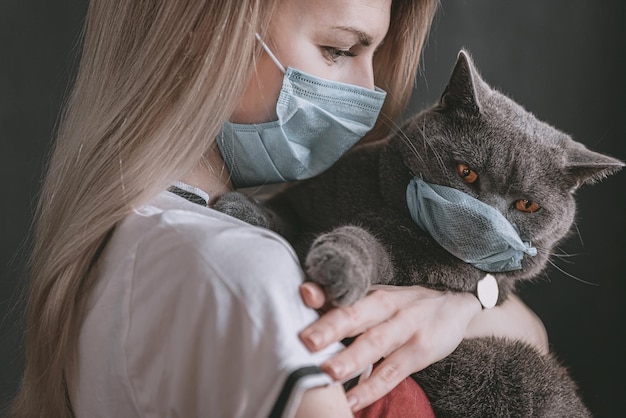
330, 26, 373, 46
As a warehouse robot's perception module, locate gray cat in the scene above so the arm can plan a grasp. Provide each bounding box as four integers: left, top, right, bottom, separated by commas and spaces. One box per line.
214, 50, 623, 417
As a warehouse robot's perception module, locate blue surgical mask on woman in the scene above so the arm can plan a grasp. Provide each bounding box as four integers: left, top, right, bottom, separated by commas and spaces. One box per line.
406, 177, 537, 273
216, 34, 387, 188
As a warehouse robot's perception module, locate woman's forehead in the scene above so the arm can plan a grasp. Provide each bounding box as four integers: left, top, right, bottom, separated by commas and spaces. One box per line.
275, 0, 391, 42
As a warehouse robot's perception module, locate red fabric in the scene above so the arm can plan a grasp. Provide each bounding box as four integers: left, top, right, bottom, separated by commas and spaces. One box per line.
354, 377, 435, 418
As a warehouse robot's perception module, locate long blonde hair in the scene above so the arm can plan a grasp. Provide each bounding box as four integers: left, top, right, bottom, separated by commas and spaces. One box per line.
10, 0, 437, 416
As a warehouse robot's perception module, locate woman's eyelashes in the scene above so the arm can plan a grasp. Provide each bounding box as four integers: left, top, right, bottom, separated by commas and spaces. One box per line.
322, 46, 356, 62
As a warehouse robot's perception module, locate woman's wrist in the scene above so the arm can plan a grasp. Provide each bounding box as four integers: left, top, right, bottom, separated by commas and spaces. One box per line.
451, 289, 483, 321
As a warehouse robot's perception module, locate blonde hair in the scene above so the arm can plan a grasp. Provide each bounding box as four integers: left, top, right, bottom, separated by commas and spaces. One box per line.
10, 0, 437, 416
367, 0, 439, 140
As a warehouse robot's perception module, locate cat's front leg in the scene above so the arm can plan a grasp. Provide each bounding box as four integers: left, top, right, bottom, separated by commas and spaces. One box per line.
351, 210, 496, 297
213, 191, 285, 233
305, 225, 394, 307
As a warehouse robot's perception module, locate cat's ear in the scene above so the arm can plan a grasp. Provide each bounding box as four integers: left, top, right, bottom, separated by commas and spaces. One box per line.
564, 141, 624, 190
437, 50, 486, 116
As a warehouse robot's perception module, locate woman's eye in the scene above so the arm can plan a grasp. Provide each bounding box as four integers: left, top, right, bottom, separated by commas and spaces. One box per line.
323, 46, 356, 62
456, 163, 478, 184
515, 199, 541, 213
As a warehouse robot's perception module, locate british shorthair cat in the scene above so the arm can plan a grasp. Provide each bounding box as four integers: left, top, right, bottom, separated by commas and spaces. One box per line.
214, 50, 623, 417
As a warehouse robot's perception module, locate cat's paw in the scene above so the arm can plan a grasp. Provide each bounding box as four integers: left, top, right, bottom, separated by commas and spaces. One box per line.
304, 226, 375, 307
213, 192, 272, 229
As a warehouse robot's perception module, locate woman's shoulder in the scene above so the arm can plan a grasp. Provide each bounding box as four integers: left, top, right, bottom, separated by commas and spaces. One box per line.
107, 190, 304, 293
77, 191, 334, 418
90, 188, 312, 339
116, 190, 290, 251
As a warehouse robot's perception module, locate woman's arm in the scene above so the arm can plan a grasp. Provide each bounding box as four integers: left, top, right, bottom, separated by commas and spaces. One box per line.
298, 283, 547, 412
295, 385, 353, 418
466, 293, 548, 354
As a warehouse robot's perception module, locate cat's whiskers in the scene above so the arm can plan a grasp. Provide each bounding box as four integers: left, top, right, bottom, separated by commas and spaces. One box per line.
382, 114, 427, 166
380, 113, 406, 139
418, 120, 447, 176
534, 247, 578, 265
527, 246, 593, 283
549, 245, 580, 264
379, 114, 403, 139
545, 258, 599, 286
385, 118, 448, 179
572, 222, 584, 246
550, 254, 578, 265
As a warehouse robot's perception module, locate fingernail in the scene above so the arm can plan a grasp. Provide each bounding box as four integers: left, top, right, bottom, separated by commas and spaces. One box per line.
347, 395, 358, 409
300, 284, 313, 302
304, 332, 322, 349
326, 361, 344, 378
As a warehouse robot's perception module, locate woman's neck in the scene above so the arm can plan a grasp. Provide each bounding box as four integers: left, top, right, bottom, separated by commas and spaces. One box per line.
181, 150, 233, 205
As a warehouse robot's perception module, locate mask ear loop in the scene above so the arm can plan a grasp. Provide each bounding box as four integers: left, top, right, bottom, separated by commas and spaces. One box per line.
255, 33, 287, 74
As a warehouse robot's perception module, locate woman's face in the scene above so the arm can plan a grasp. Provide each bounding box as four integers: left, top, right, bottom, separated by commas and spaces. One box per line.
231, 0, 391, 124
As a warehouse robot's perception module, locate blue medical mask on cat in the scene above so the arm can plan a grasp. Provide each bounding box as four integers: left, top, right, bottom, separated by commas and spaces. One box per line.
406, 177, 537, 273
216, 34, 387, 188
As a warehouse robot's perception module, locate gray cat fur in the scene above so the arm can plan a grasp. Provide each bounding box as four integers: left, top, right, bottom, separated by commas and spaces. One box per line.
214, 50, 623, 417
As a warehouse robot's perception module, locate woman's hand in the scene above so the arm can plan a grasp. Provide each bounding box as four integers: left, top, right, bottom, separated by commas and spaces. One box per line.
298, 282, 482, 412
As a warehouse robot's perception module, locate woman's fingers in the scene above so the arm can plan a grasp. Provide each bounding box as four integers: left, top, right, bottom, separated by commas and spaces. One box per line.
343, 292, 481, 411
345, 341, 430, 412
299, 282, 326, 309
320, 306, 416, 381
299, 284, 484, 412
299, 289, 412, 352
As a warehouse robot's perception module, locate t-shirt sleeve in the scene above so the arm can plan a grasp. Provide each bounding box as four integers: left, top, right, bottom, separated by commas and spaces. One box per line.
124, 214, 343, 418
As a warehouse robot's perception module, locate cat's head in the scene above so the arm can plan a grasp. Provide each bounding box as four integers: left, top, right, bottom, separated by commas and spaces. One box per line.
390, 50, 623, 280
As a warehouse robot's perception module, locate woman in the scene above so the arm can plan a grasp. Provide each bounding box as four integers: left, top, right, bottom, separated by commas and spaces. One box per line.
10, 0, 547, 416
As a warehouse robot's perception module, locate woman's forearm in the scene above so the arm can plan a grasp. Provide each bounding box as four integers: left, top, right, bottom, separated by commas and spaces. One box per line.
465, 294, 549, 354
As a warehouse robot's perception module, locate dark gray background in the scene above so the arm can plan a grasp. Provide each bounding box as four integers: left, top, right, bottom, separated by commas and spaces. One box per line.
1, 1, 624, 416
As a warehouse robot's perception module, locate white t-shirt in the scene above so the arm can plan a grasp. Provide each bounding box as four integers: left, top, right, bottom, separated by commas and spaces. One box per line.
69, 186, 343, 418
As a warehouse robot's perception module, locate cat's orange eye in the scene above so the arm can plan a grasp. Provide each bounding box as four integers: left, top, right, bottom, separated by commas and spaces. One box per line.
515, 199, 541, 213
456, 163, 478, 184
